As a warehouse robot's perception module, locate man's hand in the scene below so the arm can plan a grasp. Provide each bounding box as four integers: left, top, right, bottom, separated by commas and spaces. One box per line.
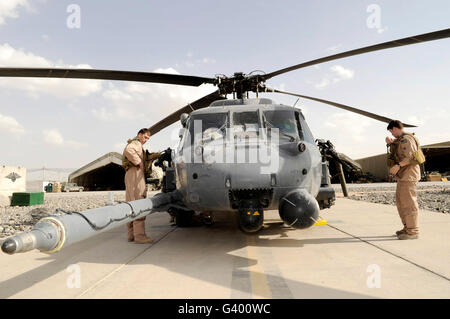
139, 161, 144, 171
385, 136, 395, 145
389, 164, 400, 175
399, 159, 410, 167
147, 152, 162, 161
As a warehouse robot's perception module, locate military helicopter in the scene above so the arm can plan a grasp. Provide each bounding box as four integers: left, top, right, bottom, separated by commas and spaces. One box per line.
1, 28, 449, 254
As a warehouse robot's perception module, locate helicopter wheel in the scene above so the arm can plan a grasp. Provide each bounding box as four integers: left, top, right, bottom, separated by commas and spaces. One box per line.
203, 216, 214, 226
173, 209, 194, 227
237, 208, 264, 234
200, 212, 214, 226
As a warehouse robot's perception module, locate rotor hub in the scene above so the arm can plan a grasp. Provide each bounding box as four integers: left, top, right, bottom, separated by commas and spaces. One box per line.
214, 72, 266, 98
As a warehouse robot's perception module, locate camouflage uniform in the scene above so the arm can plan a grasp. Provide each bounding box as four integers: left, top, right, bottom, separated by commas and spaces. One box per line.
390, 133, 421, 235
123, 137, 151, 243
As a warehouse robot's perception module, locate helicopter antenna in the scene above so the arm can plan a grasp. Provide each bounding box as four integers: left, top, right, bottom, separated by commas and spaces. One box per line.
292, 98, 300, 108
188, 103, 194, 111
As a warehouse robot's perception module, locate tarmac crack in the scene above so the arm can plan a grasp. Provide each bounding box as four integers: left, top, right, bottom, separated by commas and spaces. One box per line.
325, 223, 450, 283
75, 226, 178, 298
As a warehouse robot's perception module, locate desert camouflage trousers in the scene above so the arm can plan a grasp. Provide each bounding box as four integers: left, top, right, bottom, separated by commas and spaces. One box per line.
124, 166, 147, 239
395, 181, 419, 235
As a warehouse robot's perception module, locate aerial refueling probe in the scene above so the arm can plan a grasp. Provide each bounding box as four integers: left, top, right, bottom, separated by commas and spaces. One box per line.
1, 191, 176, 255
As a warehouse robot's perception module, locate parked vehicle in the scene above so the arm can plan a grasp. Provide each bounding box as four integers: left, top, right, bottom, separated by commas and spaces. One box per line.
62, 182, 84, 192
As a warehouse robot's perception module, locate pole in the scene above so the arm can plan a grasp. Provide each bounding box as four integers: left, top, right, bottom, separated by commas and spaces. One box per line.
335, 161, 348, 197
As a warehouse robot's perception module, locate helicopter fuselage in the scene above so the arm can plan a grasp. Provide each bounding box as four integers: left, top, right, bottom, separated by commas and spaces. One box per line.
172, 98, 324, 216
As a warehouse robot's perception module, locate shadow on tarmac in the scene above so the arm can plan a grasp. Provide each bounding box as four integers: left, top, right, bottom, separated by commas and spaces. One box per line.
0, 212, 383, 299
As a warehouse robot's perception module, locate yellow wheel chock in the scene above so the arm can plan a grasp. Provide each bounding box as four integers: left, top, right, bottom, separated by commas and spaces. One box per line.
314, 216, 327, 226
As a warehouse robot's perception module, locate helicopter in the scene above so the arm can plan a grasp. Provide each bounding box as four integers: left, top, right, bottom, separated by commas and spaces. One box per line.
1, 28, 449, 255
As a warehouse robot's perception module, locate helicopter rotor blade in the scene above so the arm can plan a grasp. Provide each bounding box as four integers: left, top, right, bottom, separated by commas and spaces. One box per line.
0, 68, 215, 87
263, 86, 417, 127
263, 28, 450, 80
148, 90, 226, 136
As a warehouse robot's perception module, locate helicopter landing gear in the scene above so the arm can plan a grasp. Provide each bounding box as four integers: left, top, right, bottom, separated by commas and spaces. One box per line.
199, 212, 214, 226
237, 207, 264, 233
169, 208, 194, 227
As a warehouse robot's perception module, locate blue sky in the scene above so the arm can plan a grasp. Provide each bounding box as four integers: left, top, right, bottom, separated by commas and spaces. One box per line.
0, 0, 449, 169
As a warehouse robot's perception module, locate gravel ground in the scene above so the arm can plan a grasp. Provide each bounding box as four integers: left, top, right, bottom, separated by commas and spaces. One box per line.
333, 182, 449, 214
0, 191, 126, 239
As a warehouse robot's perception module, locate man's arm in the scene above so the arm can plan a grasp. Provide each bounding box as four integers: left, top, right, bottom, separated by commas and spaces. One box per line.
398, 135, 418, 167
124, 142, 142, 167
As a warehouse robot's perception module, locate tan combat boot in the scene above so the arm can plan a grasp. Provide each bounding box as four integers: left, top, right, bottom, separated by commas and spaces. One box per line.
127, 222, 134, 242
399, 214, 419, 239
397, 232, 419, 240
395, 224, 407, 236
133, 218, 153, 244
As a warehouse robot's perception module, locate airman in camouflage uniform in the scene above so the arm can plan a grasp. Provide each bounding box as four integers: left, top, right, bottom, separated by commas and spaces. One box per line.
386, 120, 424, 240
123, 128, 153, 244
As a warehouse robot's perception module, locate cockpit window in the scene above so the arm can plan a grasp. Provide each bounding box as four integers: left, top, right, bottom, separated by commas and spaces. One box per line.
263, 110, 301, 141
299, 116, 315, 143
187, 113, 228, 145
232, 111, 260, 138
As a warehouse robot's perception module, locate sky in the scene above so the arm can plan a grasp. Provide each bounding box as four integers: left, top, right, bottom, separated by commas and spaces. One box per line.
0, 0, 449, 171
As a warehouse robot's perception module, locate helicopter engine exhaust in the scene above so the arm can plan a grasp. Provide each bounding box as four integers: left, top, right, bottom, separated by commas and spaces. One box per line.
279, 189, 320, 229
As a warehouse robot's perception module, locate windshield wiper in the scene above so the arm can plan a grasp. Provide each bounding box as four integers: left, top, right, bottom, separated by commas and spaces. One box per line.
262, 115, 296, 142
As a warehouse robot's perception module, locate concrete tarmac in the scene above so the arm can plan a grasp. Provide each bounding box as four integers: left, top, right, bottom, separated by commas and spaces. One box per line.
0, 197, 449, 299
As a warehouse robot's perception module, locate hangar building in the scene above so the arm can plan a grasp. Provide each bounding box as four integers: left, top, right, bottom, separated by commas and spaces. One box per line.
68, 152, 125, 191
356, 141, 450, 181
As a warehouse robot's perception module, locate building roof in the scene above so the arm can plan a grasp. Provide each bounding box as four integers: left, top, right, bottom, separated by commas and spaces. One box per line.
68, 152, 123, 180
356, 141, 450, 161
421, 141, 450, 149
